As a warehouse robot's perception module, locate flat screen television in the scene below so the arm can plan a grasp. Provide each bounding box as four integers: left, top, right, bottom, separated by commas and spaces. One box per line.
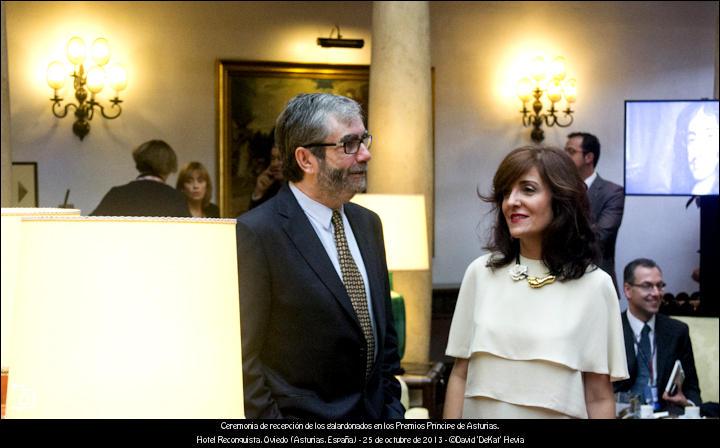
624, 99, 719, 196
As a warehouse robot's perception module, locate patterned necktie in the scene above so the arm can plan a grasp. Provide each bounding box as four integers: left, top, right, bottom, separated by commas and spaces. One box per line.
331, 209, 374, 378
631, 324, 653, 403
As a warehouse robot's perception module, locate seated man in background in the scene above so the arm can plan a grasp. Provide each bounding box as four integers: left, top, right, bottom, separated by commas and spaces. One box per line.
614, 258, 702, 413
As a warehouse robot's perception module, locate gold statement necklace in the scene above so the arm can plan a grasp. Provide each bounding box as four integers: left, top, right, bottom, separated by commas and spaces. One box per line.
508, 254, 556, 289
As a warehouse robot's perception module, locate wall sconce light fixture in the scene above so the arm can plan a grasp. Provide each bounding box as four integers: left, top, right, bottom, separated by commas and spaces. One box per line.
317, 25, 364, 48
516, 55, 576, 143
47, 37, 128, 140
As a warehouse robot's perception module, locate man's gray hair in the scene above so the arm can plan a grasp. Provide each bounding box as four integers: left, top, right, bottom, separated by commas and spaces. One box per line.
275, 93, 363, 182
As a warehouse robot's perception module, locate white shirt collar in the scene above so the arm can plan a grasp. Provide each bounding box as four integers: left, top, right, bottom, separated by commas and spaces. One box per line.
289, 182, 341, 230
627, 309, 656, 337
584, 170, 598, 189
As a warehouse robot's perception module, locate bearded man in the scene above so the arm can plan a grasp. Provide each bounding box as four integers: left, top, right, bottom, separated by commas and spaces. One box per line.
236, 93, 404, 419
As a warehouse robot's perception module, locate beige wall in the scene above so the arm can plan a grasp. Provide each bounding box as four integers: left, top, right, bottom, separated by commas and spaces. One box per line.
674, 316, 719, 403
1, 1, 11, 207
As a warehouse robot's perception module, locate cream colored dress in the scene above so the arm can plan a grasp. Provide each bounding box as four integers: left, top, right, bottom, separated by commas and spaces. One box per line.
446, 254, 629, 419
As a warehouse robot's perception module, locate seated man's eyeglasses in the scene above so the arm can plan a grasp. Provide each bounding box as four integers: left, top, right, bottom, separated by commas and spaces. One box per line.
303, 133, 372, 155
629, 282, 667, 292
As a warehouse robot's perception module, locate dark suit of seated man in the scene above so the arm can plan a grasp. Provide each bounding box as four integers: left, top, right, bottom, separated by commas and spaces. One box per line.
614, 258, 702, 412
236, 93, 404, 419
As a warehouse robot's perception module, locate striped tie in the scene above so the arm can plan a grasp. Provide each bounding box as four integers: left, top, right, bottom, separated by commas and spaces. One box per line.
331, 210, 374, 378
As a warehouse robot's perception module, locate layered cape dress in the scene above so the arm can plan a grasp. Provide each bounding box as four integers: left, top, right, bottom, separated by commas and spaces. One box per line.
446, 254, 629, 418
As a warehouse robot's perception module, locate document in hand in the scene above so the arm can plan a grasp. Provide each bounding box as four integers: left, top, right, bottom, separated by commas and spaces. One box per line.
664, 360, 685, 396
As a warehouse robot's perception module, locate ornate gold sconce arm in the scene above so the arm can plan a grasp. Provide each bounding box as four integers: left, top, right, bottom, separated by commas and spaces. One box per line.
543, 104, 574, 128
516, 56, 577, 143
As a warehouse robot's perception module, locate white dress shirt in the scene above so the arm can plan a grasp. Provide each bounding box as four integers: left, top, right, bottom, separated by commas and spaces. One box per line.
584, 170, 598, 189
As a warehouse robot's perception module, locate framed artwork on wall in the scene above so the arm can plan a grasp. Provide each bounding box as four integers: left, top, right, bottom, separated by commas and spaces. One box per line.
216, 60, 369, 218
11, 162, 38, 207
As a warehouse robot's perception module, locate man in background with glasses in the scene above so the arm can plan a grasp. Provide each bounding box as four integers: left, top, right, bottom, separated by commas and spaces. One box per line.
614, 258, 702, 414
565, 132, 625, 295
236, 93, 403, 419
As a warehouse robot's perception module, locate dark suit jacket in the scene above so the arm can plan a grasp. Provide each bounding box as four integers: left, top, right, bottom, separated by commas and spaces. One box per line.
91, 179, 191, 217
614, 312, 702, 409
236, 184, 404, 419
587, 174, 625, 291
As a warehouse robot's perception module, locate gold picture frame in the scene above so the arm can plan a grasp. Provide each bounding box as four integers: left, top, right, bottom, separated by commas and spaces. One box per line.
216, 60, 370, 218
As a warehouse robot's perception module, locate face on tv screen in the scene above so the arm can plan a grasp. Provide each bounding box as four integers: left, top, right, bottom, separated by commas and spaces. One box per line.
625, 100, 719, 196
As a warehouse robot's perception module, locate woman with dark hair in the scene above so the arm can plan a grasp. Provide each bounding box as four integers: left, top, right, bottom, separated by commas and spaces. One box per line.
672, 102, 719, 195
443, 146, 628, 419
91, 140, 191, 217
177, 161, 220, 218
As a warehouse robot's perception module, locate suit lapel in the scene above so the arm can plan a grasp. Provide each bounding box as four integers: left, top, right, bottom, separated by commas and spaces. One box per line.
275, 186, 359, 325
588, 175, 604, 219
346, 204, 387, 345
622, 312, 638, 378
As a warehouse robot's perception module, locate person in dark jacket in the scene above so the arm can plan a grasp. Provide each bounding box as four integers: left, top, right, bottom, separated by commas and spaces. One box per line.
565, 132, 624, 294
614, 258, 702, 414
249, 143, 284, 210
91, 140, 190, 217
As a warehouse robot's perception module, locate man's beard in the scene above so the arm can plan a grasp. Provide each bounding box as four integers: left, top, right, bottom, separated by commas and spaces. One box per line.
317, 158, 367, 201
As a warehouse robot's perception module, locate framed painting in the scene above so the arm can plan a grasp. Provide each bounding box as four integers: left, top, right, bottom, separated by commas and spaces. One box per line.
11, 162, 38, 207
217, 60, 370, 218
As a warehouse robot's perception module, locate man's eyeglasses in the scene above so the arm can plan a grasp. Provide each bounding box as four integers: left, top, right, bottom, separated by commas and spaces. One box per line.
565, 147, 583, 156
629, 282, 667, 293
303, 133, 372, 155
